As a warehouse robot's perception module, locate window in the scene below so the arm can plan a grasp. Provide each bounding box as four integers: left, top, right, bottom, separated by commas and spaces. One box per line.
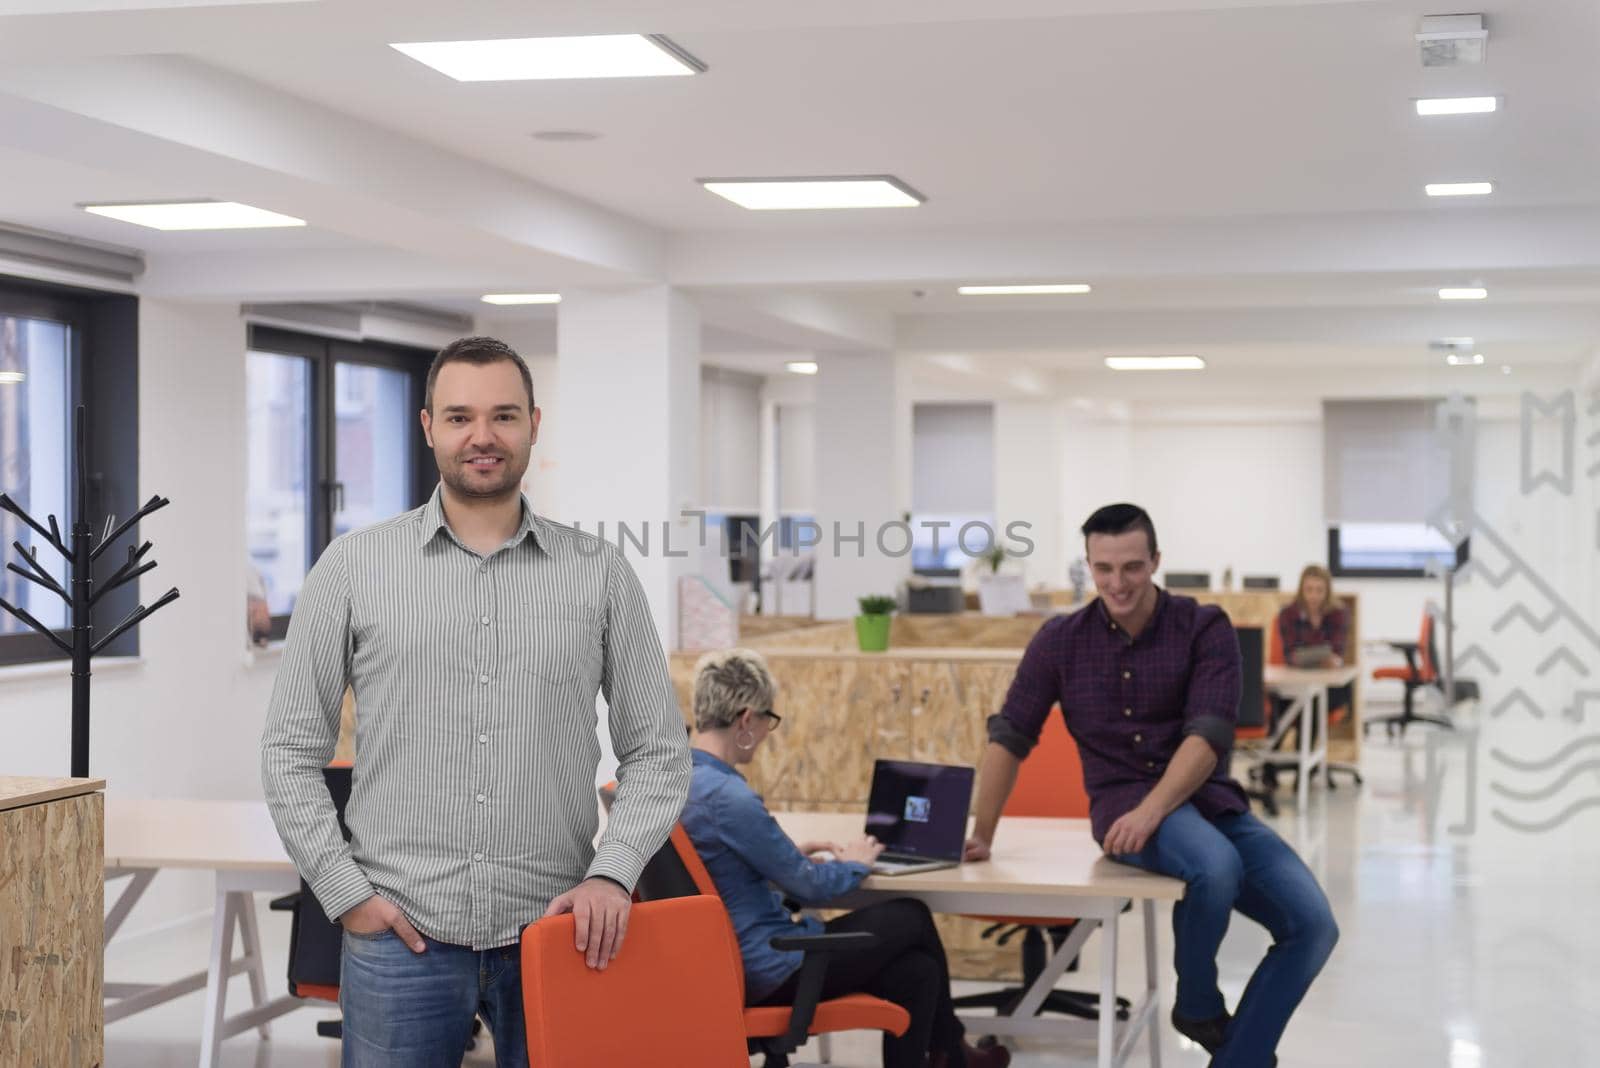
246, 327, 433, 638
0, 277, 139, 667
1329, 523, 1469, 578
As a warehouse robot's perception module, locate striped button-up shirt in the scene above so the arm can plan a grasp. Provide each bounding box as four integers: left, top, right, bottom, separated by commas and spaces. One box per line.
261, 487, 692, 950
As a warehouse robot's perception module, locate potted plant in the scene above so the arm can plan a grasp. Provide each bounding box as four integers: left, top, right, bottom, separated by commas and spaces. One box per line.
855, 594, 895, 652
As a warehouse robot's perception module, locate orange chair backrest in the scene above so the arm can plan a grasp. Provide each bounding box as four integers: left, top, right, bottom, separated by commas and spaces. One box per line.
521, 896, 750, 1067
1003, 708, 1090, 819
669, 824, 721, 896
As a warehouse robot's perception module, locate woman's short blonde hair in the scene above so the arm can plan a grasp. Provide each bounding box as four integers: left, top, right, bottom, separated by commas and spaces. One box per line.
691, 648, 776, 732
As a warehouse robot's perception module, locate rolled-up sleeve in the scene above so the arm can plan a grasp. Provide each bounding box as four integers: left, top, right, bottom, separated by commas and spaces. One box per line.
587, 545, 693, 891
1181, 609, 1244, 758
987, 617, 1066, 760
260, 537, 374, 922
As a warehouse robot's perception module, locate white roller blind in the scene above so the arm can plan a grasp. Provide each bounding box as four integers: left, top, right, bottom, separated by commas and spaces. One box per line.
1323, 399, 1458, 524
913, 403, 995, 514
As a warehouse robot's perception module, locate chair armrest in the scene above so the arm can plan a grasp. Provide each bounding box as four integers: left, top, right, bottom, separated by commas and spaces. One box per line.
765, 930, 881, 1052
268, 892, 302, 911
1385, 641, 1420, 674
769, 931, 878, 953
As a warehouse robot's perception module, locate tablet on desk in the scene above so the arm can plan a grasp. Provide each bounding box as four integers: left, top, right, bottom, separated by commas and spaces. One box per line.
1289, 644, 1333, 667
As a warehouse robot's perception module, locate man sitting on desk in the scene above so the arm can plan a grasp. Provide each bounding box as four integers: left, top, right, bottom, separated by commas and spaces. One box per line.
963, 503, 1338, 1068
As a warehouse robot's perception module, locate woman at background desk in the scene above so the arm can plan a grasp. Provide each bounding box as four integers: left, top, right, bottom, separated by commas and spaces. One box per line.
1276, 565, 1352, 712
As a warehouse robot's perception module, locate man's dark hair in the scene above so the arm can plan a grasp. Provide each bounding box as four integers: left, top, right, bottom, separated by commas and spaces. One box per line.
424, 336, 535, 415
1081, 503, 1158, 557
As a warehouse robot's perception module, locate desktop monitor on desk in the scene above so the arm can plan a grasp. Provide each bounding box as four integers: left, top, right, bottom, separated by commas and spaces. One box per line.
1164, 571, 1211, 590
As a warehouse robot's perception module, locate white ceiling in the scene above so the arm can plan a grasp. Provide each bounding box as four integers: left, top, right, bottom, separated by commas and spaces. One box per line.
0, 0, 1596, 396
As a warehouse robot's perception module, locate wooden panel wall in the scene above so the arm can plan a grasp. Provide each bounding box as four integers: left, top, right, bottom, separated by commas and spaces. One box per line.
0, 793, 104, 1068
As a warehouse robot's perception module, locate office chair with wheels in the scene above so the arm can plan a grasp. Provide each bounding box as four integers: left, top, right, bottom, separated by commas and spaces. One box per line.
1365, 607, 1453, 737
951, 711, 1131, 1031
634, 825, 910, 1067
521, 896, 754, 1066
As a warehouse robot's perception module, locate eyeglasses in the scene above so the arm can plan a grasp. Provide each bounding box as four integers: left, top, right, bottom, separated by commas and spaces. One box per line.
758, 709, 782, 728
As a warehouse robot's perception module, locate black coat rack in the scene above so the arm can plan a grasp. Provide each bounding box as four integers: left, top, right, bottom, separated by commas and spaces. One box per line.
0, 405, 179, 777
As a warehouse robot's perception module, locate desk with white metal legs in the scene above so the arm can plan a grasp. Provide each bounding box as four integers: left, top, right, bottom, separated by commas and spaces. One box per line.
1260, 665, 1360, 811
774, 812, 1187, 1068
104, 798, 307, 1068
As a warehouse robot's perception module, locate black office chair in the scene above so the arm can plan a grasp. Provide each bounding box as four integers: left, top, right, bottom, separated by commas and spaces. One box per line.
1231, 628, 1281, 816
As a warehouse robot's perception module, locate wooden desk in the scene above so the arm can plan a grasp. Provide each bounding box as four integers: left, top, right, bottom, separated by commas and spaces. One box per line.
1, 776, 105, 1068
1260, 665, 1361, 810
774, 812, 1184, 1068
103, 799, 302, 1068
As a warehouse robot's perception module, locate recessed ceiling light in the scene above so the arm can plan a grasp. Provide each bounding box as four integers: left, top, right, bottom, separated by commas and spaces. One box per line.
481, 293, 561, 305
81, 201, 305, 231
1415, 96, 1498, 116
784, 361, 818, 375
1501, 365, 1512, 375
1105, 356, 1206, 371
531, 129, 603, 143
1439, 287, 1487, 300
0, 371, 25, 385
698, 176, 924, 211
391, 34, 704, 81
958, 284, 1092, 296
1445, 353, 1485, 366
1426, 181, 1493, 197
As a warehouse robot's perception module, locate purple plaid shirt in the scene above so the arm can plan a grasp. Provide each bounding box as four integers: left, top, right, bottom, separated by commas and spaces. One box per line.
989, 590, 1248, 843
1276, 604, 1347, 662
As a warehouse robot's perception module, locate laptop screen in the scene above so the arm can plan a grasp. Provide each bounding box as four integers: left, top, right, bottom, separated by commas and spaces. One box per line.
864, 760, 975, 861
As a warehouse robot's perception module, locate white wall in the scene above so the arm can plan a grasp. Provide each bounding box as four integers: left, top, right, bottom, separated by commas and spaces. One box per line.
700, 369, 761, 512
995, 400, 1064, 588
776, 403, 815, 514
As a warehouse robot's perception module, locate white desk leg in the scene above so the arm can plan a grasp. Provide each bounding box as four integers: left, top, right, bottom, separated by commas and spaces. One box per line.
235, 891, 273, 1040
1099, 907, 1119, 1068
1298, 691, 1312, 811
198, 887, 237, 1068
1144, 900, 1162, 1068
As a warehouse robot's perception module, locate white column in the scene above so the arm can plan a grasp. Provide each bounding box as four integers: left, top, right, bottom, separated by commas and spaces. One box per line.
995, 400, 1065, 589
556, 287, 699, 648
812, 351, 909, 619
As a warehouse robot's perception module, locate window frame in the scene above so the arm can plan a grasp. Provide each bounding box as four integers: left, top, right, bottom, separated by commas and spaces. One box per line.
246, 326, 434, 639
0, 274, 139, 668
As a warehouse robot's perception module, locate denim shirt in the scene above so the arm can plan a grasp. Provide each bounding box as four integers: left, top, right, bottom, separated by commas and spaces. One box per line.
682, 750, 870, 1002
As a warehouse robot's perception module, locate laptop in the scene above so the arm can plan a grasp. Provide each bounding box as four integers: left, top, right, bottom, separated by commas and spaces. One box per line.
1289, 643, 1333, 668
863, 759, 976, 876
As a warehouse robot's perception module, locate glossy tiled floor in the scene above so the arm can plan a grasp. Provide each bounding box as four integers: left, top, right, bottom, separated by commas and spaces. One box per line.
103, 701, 1600, 1066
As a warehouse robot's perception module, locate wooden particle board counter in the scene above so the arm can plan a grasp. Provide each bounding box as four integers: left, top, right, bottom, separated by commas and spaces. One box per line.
0, 776, 106, 1068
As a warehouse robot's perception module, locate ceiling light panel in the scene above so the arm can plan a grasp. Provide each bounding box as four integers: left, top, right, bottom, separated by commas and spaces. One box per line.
481, 293, 561, 305
1425, 182, 1493, 197
1439, 288, 1488, 300
1415, 96, 1497, 116
785, 361, 819, 375
81, 201, 305, 230
391, 34, 704, 81
699, 176, 924, 210
958, 284, 1092, 296
1105, 356, 1206, 371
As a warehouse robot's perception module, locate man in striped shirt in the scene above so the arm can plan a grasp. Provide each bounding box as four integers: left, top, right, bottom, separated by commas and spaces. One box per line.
262, 336, 692, 1067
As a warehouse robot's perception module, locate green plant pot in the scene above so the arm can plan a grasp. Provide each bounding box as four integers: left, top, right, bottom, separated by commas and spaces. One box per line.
855, 613, 891, 652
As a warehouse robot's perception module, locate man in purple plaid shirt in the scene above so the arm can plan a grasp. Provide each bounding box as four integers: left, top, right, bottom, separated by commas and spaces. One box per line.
965, 504, 1337, 1068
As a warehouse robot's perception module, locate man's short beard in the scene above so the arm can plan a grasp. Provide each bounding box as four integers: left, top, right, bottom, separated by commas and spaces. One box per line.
438, 451, 529, 500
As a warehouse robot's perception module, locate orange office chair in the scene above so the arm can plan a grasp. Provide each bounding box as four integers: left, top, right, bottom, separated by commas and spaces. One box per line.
521, 896, 752, 1066
635, 825, 911, 1067
1365, 606, 1453, 737
951, 712, 1131, 1030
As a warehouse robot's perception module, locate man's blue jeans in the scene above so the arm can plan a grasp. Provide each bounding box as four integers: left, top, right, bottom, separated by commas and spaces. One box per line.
1115, 805, 1338, 1067
339, 929, 527, 1068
